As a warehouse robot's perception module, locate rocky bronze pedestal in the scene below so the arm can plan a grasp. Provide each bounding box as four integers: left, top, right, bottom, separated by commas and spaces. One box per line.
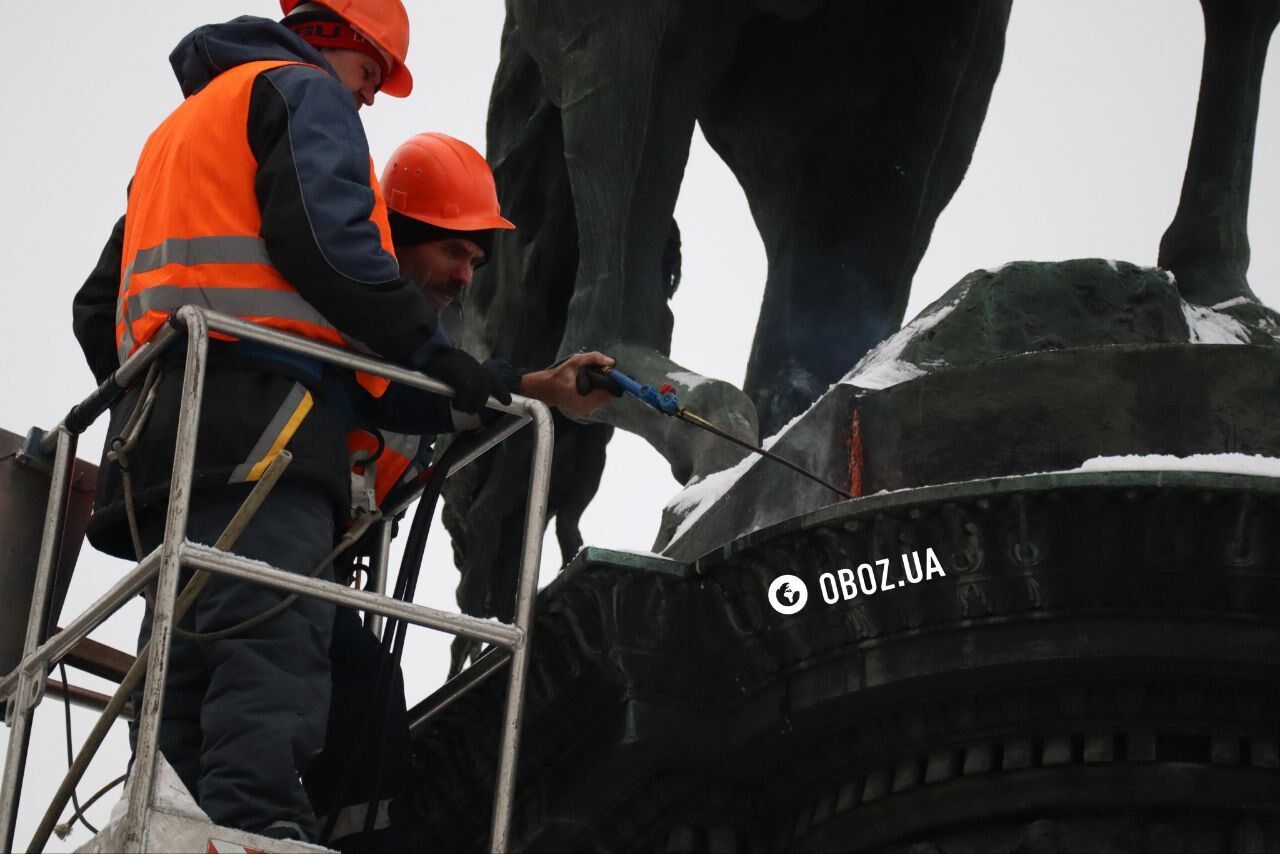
412, 262, 1280, 852
412, 472, 1280, 852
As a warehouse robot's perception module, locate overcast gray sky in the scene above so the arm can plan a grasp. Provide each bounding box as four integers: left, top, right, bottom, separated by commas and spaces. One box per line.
1, 2, 1277, 848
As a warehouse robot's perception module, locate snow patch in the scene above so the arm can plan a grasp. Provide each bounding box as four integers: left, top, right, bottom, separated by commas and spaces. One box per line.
154, 765, 205, 817
1212, 296, 1251, 311
668, 371, 711, 391
983, 262, 1013, 275
847, 360, 928, 390
664, 454, 761, 547
664, 388, 835, 549
1182, 301, 1251, 344
1075, 453, 1280, 478
101, 755, 208, 834
1105, 259, 1119, 272
602, 547, 682, 561
660, 290, 970, 550
840, 290, 966, 391
762, 407, 810, 451
664, 329, 868, 549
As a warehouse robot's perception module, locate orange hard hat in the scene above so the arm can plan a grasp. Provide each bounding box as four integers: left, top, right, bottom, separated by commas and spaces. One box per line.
280, 0, 413, 97
381, 133, 516, 231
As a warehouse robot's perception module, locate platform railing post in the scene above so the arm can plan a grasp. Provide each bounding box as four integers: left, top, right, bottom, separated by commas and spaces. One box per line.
489, 401, 554, 854
0, 426, 77, 852
123, 309, 208, 851
368, 520, 394, 639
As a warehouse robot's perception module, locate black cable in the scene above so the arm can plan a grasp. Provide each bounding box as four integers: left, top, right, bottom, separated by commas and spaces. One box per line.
359, 465, 447, 843
319, 485, 429, 844
57, 662, 99, 836
319, 436, 471, 846
54, 774, 126, 840
357, 440, 460, 844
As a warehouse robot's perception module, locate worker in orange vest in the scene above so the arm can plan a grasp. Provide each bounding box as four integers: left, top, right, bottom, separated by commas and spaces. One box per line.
307, 133, 617, 852
70, 2, 508, 842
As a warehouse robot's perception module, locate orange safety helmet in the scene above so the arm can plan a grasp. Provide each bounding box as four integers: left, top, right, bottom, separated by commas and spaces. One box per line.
380, 133, 516, 231
280, 0, 413, 97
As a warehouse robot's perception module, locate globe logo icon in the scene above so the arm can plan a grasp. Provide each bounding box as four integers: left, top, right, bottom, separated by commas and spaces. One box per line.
768, 575, 808, 615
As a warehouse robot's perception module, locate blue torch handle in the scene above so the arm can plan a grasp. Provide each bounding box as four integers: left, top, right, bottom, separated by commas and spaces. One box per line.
596, 367, 680, 415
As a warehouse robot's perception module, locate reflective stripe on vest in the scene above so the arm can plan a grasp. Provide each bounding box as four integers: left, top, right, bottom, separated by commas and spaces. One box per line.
348, 428, 424, 510
116, 59, 396, 397
229, 382, 314, 484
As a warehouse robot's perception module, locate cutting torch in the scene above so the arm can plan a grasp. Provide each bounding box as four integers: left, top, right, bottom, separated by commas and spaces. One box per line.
577, 365, 854, 500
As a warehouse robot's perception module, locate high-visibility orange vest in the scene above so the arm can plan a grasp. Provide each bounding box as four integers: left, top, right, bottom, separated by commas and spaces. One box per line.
116, 59, 394, 397
349, 428, 427, 511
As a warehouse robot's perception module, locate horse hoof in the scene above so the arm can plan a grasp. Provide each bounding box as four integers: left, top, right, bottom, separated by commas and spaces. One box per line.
573, 342, 760, 484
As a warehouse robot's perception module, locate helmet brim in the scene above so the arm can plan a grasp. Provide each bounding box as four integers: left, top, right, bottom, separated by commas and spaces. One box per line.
381, 64, 413, 97
398, 210, 516, 231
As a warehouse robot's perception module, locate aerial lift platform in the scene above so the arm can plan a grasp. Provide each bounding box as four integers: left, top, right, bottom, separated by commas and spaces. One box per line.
0, 306, 553, 853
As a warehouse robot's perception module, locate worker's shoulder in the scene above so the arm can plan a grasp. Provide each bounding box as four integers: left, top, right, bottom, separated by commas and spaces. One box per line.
250, 62, 361, 142
255, 60, 349, 105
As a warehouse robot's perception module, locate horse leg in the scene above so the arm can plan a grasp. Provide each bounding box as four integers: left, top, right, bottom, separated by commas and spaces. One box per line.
443, 12, 586, 664
460, 9, 579, 367
443, 5, 736, 656
701, 0, 1011, 436
1159, 0, 1280, 317
510, 0, 761, 484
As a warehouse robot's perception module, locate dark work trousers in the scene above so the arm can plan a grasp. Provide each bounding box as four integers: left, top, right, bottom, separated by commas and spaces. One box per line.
128, 481, 336, 840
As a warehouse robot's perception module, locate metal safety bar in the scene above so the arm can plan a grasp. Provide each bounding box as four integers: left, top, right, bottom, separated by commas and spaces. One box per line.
367, 521, 395, 639
0, 306, 553, 854
0, 426, 77, 852
365, 410, 531, 640
182, 544, 523, 648
411, 647, 513, 732
0, 551, 161, 705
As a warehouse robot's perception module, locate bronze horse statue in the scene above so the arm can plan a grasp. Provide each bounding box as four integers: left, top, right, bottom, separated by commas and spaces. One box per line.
442, 0, 1279, 673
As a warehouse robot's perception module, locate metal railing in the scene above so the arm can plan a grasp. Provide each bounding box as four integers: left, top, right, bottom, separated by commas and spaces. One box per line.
0, 306, 553, 853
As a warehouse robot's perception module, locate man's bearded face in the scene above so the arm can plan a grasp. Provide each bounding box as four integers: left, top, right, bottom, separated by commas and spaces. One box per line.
397, 237, 486, 311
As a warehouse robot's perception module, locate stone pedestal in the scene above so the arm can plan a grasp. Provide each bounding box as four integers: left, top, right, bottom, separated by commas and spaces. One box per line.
412, 261, 1280, 852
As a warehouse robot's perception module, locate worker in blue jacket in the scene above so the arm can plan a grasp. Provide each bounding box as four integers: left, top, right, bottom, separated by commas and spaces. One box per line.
70, 3, 508, 842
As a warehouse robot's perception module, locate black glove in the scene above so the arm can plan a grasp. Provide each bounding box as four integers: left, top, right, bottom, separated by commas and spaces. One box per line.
423, 348, 513, 414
